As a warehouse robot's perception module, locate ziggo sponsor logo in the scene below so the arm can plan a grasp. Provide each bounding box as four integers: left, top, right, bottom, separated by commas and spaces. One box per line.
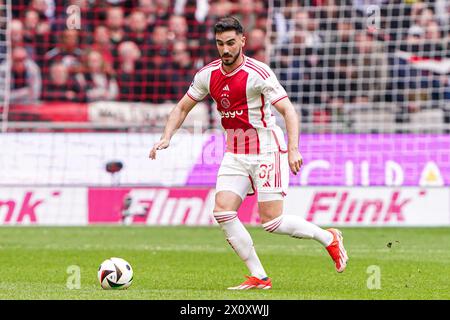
220, 110, 243, 118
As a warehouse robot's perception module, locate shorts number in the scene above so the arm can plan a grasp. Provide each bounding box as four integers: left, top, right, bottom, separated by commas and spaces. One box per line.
259, 164, 274, 179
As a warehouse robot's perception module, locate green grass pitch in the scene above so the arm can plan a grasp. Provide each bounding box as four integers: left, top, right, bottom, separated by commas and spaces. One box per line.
0, 226, 449, 299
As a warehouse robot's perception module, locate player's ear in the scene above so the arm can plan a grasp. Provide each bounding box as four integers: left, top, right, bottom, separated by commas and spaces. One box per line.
241, 35, 246, 47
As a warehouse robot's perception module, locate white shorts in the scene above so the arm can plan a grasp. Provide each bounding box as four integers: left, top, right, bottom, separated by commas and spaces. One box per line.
216, 151, 289, 202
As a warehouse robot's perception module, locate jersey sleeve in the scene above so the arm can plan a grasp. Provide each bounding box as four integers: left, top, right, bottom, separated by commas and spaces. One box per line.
260, 67, 288, 105
186, 70, 209, 102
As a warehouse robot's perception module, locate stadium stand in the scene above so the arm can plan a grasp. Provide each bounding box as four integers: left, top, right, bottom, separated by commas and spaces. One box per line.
1, 0, 449, 133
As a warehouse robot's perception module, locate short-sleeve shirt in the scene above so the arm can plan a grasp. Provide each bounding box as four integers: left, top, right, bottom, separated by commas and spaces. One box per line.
187, 55, 288, 154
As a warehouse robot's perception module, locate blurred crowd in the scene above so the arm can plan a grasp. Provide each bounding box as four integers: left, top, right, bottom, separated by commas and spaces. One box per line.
3, 0, 450, 124
271, 0, 449, 123
5, 0, 267, 104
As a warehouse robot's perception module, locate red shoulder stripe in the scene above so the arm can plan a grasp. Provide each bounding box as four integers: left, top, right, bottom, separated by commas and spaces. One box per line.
198, 60, 221, 73
245, 63, 268, 80
246, 59, 270, 78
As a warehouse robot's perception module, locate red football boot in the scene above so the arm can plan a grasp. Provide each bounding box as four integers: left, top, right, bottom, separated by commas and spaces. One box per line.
326, 228, 348, 273
227, 276, 272, 290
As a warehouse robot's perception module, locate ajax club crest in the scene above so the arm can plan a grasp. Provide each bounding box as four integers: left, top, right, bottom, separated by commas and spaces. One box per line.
221, 97, 231, 109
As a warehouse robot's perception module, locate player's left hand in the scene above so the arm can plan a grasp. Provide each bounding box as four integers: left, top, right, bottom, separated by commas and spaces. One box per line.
288, 150, 303, 175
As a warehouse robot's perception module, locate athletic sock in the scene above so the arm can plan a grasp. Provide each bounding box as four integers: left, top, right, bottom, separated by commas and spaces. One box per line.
263, 215, 333, 247
214, 211, 268, 279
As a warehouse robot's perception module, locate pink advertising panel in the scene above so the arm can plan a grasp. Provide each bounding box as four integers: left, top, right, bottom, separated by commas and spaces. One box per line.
88, 187, 260, 225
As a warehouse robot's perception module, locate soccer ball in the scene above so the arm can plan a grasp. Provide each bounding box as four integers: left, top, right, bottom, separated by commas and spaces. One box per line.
98, 257, 133, 290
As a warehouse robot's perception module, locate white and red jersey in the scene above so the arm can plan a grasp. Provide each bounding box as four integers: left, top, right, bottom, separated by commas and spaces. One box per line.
187, 55, 288, 154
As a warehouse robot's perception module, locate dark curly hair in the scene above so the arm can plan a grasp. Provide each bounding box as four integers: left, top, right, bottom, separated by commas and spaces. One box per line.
213, 16, 244, 35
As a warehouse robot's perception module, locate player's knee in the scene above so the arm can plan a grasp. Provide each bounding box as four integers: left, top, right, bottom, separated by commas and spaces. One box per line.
259, 211, 282, 225
258, 201, 283, 225
213, 201, 229, 213
214, 191, 241, 213
258, 195, 283, 225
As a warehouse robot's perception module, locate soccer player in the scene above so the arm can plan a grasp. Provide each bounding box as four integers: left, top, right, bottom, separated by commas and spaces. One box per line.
150, 17, 348, 290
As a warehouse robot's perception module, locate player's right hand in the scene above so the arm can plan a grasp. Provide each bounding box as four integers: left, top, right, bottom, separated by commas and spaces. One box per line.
149, 138, 170, 160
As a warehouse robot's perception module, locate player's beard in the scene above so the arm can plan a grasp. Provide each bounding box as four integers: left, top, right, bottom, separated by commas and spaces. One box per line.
221, 48, 241, 66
